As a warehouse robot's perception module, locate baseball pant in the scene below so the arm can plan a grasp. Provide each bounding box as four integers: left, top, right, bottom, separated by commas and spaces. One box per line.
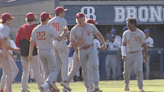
0, 52, 18, 92
38, 49, 58, 84
130, 66, 136, 76
116, 55, 122, 77
105, 55, 117, 78
78, 46, 99, 88
123, 51, 143, 87
68, 57, 73, 75
21, 55, 43, 91
144, 55, 150, 77
68, 52, 81, 83
53, 39, 68, 82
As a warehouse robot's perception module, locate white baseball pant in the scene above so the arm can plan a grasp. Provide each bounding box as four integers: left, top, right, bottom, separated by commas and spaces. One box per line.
0, 52, 18, 92
123, 51, 143, 87
105, 55, 117, 78
68, 57, 73, 75
0, 71, 6, 90
78, 46, 99, 88
21, 55, 43, 91
38, 49, 58, 84
53, 39, 69, 82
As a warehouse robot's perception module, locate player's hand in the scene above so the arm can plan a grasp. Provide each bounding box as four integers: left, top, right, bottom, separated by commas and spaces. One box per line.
78, 37, 85, 45
63, 26, 68, 33
143, 56, 147, 62
28, 55, 33, 61
101, 44, 106, 50
122, 56, 126, 61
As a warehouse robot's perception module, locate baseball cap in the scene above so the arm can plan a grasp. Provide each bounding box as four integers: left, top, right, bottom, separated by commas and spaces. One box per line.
110, 28, 116, 34
122, 26, 128, 32
55, 6, 67, 14
49, 15, 53, 19
76, 12, 85, 18
26, 12, 35, 19
40, 12, 50, 19
1, 13, 14, 21
144, 29, 150, 33
108, 34, 114, 40
87, 19, 98, 24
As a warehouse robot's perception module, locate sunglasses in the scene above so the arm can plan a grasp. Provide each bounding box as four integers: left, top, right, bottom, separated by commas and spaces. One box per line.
8, 19, 12, 21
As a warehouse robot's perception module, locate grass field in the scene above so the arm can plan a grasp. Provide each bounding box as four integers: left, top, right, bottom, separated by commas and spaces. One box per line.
11, 79, 164, 92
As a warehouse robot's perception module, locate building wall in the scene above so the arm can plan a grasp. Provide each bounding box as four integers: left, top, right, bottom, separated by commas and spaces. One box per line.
0, 0, 54, 40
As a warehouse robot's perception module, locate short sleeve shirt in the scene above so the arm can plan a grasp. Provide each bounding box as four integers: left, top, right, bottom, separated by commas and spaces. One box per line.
122, 28, 146, 52
31, 25, 59, 50
70, 23, 100, 49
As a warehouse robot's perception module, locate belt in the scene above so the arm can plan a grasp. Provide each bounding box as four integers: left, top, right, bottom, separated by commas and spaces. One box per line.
82, 44, 94, 49
128, 51, 139, 53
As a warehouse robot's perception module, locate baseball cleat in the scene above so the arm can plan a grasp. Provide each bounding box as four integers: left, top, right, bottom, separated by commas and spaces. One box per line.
92, 88, 102, 92
139, 88, 145, 92
41, 83, 50, 92
60, 82, 71, 91
124, 87, 129, 91
49, 82, 60, 92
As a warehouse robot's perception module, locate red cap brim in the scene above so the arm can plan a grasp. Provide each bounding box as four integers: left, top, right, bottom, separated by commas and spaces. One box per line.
10, 17, 14, 19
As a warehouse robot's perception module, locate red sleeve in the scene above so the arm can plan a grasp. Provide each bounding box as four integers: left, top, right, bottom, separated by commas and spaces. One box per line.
15, 27, 21, 47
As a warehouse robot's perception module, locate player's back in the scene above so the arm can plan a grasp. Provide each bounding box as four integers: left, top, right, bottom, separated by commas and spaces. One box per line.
32, 25, 59, 50
48, 16, 67, 35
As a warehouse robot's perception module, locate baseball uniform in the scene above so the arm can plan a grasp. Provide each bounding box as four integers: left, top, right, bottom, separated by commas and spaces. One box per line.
15, 23, 43, 92
48, 16, 69, 82
145, 36, 153, 78
105, 35, 121, 79
0, 24, 19, 92
122, 29, 146, 88
0, 39, 18, 90
30, 24, 59, 87
70, 23, 100, 89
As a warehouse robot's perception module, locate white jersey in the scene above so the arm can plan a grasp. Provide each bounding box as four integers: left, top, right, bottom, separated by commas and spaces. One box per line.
31, 25, 59, 50
70, 23, 100, 49
107, 40, 121, 51
9, 39, 17, 54
48, 16, 67, 35
0, 24, 10, 46
94, 39, 101, 50
115, 35, 122, 44
146, 36, 153, 48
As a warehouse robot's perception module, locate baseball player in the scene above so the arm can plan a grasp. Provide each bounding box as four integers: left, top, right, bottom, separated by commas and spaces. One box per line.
0, 38, 20, 92
48, 6, 71, 90
28, 12, 68, 92
70, 12, 106, 92
122, 17, 147, 92
123, 26, 136, 80
0, 13, 19, 92
105, 34, 121, 80
15, 12, 43, 92
110, 28, 122, 80
144, 29, 153, 80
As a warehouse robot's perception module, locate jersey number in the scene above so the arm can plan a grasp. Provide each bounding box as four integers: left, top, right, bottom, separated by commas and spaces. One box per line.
37, 31, 45, 40
87, 30, 91, 36
52, 23, 59, 31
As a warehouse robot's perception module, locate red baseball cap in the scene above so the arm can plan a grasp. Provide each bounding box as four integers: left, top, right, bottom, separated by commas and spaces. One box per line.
26, 12, 35, 19
49, 15, 53, 19
87, 19, 98, 24
75, 12, 85, 18
1, 13, 14, 21
40, 12, 50, 19
55, 6, 67, 14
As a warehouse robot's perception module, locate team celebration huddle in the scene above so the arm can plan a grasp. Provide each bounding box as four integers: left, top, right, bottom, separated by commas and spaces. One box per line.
0, 6, 151, 92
